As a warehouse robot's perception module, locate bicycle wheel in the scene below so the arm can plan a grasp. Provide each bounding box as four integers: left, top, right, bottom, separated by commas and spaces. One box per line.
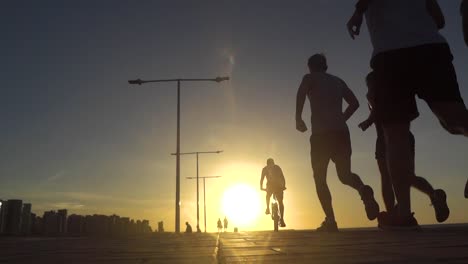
272, 203, 279, 232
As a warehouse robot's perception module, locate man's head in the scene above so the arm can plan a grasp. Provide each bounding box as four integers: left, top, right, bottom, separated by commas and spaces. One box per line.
308, 53, 328, 73
267, 158, 275, 167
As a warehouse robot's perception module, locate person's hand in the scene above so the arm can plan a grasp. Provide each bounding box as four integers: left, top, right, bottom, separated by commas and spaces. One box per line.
296, 119, 307, 132
358, 120, 371, 131
347, 10, 364, 40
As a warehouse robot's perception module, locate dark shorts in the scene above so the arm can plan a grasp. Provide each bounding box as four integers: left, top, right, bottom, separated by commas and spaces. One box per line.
310, 128, 352, 168
371, 43, 464, 124
375, 122, 415, 160
266, 183, 284, 200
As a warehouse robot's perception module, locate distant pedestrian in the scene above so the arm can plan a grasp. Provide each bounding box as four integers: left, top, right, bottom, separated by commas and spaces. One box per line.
217, 218, 222, 232
223, 217, 228, 232
185, 222, 192, 233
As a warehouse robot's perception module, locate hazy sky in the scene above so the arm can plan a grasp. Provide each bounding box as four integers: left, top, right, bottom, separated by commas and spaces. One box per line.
1, 1, 467, 232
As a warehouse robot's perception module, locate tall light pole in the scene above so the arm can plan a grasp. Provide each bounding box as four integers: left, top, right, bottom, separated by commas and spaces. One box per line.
186, 176, 222, 232
173, 150, 223, 232
128, 77, 229, 233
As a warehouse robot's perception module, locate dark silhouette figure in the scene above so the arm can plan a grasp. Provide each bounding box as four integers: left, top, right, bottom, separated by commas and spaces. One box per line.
347, 0, 468, 229
462, 0, 468, 46
260, 158, 286, 227
295, 54, 379, 232
185, 222, 192, 233
360, 72, 449, 228
217, 218, 222, 232
196, 225, 201, 233
223, 217, 228, 232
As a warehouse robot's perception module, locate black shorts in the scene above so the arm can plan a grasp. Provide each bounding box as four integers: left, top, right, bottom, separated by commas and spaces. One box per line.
266, 184, 284, 200
371, 43, 464, 124
310, 128, 352, 168
375, 122, 415, 160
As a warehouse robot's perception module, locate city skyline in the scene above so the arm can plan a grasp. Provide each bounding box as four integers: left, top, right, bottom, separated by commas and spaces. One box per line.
1, 1, 467, 232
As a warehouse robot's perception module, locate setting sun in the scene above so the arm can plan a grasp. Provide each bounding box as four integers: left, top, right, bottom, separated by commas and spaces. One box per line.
221, 184, 261, 228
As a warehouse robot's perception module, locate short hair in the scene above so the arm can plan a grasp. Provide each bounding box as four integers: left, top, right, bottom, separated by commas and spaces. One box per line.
267, 158, 274, 165
308, 53, 327, 71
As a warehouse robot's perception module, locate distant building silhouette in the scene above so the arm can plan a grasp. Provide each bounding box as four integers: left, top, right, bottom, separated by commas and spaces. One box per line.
4, 200, 23, 235
21, 203, 32, 235
0, 198, 154, 237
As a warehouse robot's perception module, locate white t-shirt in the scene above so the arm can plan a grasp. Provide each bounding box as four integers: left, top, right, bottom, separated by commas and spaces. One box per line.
365, 0, 447, 57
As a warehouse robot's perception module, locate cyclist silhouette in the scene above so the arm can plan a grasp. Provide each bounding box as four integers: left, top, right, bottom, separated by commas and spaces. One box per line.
260, 158, 286, 227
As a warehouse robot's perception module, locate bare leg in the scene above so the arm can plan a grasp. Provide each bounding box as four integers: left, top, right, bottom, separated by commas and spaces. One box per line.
312, 157, 335, 220
430, 102, 468, 136
335, 156, 364, 191
265, 191, 272, 212
383, 122, 413, 220
377, 157, 396, 212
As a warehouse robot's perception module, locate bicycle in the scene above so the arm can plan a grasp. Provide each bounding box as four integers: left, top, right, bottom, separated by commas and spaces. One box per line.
261, 188, 281, 232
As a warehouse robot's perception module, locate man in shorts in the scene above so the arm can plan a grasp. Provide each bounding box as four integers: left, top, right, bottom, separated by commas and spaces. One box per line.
260, 158, 286, 227
359, 72, 449, 228
295, 54, 379, 232
347, 0, 468, 228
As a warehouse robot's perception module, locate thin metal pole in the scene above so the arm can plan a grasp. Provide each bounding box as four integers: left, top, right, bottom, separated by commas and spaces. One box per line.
204, 178, 207, 232
196, 153, 200, 231
175, 80, 181, 233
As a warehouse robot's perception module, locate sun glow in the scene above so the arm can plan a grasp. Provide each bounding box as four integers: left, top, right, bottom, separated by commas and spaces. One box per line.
222, 184, 261, 228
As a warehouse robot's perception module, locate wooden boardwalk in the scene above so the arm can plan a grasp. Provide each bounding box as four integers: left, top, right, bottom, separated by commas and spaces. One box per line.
1, 225, 467, 263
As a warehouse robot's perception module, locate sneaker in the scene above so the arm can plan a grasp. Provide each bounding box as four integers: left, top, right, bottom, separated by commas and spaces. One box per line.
384, 213, 421, 231
377, 211, 392, 230
280, 219, 286, 228
265, 208, 270, 215
359, 185, 380, 220
430, 189, 449, 223
316, 218, 338, 232
465, 179, 468, 199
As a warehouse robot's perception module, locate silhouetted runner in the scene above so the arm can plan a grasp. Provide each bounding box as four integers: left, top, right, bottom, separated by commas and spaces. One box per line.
347, 0, 468, 229
295, 54, 379, 232
360, 72, 449, 228
217, 218, 222, 232
260, 158, 286, 227
223, 217, 228, 232
185, 222, 192, 233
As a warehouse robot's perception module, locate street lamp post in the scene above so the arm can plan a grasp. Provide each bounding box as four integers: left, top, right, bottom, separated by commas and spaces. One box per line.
186, 176, 222, 232
173, 150, 223, 232
128, 77, 229, 233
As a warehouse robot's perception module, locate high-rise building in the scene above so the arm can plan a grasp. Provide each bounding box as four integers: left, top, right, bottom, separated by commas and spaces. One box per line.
57, 209, 67, 234
21, 203, 32, 235
4, 199, 23, 235
67, 214, 84, 235
0, 200, 5, 234
43, 211, 59, 235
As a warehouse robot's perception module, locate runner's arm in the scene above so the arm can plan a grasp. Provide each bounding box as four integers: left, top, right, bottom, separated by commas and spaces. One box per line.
342, 84, 360, 121
260, 169, 266, 190
426, 0, 445, 29
296, 75, 309, 132
347, 0, 372, 39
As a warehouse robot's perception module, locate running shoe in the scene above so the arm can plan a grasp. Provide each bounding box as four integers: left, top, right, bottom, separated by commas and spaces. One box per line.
430, 189, 449, 223
316, 218, 338, 232
280, 219, 286, 228
359, 185, 380, 220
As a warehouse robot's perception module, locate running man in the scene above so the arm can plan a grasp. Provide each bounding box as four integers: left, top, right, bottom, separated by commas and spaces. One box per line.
360, 72, 449, 228
347, 0, 468, 228
217, 218, 222, 232
295, 54, 379, 232
260, 158, 286, 227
